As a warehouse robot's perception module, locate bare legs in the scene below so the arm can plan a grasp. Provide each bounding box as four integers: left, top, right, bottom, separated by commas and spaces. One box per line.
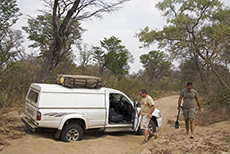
190, 119, 195, 138
185, 119, 189, 134
141, 129, 154, 144
140, 129, 150, 145
144, 129, 148, 141
185, 118, 195, 138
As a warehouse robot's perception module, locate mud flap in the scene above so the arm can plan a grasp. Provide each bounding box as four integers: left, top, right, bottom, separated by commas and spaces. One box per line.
55, 129, 62, 139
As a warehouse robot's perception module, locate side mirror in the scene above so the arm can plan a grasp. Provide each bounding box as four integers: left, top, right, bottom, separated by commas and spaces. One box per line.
137, 102, 141, 107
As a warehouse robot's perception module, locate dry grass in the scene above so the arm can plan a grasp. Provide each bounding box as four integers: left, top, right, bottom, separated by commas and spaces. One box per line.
195, 104, 230, 126
0, 107, 27, 151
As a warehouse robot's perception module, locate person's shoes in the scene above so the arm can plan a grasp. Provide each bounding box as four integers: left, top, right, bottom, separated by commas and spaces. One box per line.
154, 134, 158, 139
140, 140, 148, 145
189, 136, 194, 139
148, 133, 154, 140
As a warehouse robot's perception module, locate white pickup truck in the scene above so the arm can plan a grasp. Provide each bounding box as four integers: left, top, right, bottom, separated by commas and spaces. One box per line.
21, 83, 162, 142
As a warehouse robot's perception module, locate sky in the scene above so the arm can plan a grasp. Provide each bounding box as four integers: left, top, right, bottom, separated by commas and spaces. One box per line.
13, 0, 230, 74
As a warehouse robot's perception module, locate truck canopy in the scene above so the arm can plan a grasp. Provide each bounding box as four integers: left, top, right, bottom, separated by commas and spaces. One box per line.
29, 83, 129, 108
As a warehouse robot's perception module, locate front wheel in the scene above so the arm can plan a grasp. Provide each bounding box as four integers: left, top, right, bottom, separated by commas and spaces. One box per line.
148, 120, 157, 133
137, 120, 157, 135
60, 123, 83, 142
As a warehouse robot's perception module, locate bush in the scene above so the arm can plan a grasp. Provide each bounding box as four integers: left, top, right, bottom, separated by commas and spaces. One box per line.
0, 60, 40, 108
207, 89, 230, 105
0, 60, 178, 108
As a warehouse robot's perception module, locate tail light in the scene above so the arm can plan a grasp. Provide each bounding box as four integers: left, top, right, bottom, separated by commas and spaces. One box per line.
37, 111, 41, 121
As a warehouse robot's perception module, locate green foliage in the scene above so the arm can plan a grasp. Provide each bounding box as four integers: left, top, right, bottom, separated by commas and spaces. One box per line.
140, 50, 172, 83
22, 13, 82, 58
137, 0, 225, 59
93, 46, 106, 74
137, 0, 230, 92
22, 14, 53, 52
93, 36, 133, 79
0, 55, 177, 108
0, 0, 21, 32
211, 9, 230, 67
178, 58, 200, 82
207, 89, 230, 105
0, 0, 23, 77
4, 0, 230, 109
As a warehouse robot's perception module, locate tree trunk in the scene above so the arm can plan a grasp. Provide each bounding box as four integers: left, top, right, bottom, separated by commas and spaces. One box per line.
37, 43, 56, 82
210, 63, 229, 89
36, 0, 81, 83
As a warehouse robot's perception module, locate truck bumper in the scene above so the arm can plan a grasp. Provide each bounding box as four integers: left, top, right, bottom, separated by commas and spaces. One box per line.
21, 117, 38, 132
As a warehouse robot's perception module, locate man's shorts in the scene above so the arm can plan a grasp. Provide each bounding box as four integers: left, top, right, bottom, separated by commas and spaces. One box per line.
182, 108, 196, 119
140, 115, 151, 130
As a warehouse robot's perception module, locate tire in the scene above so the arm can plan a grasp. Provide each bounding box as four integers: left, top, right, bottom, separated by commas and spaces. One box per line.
137, 120, 157, 135
60, 123, 83, 142
148, 120, 157, 133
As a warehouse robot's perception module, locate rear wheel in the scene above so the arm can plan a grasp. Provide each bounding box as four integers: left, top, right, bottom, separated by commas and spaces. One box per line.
137, 120, 157, 135
60, 123, 83, 142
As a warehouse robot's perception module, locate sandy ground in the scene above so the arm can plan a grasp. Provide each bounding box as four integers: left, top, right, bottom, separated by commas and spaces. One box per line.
1, 95, 230, 154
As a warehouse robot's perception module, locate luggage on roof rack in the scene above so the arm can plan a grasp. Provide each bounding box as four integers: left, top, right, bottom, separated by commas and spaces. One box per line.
56, 75, 103, 89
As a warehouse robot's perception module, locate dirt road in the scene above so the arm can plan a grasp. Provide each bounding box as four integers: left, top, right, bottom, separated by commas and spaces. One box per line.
153, 95, 179, 126
1, 95, 230, 154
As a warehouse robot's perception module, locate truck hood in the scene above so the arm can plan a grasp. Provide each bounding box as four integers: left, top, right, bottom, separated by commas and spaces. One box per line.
137, 107, 161, 118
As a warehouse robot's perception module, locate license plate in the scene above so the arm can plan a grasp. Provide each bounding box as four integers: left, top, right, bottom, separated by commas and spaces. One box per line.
26, 106, 35, 117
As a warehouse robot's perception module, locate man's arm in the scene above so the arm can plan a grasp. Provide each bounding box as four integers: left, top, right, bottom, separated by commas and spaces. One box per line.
178, 96, 182, 110
148, 105, 155, 118
195, 91, 201, 111
195, 97, 201, 111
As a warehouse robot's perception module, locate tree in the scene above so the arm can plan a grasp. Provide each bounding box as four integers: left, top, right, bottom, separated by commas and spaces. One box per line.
22, 13, 82, 63
0, 29, 24, 70
140, 50, 172, 83
211, 9, 230, 68
0, 0, 23, 77
137, 0, 230, 89
35, 0, 130, 82
22, 14, 55, 56
0, 0, 21, 36
178, 58, 201, 86
93, 36, 133, 79
77, 43, 93, 72
93, 46, 107, 74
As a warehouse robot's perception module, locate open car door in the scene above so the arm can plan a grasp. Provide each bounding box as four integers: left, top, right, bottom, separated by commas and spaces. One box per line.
132, 96, 140, 131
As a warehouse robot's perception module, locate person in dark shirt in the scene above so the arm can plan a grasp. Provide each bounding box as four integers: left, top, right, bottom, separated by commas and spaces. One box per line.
178, 82, 201, 139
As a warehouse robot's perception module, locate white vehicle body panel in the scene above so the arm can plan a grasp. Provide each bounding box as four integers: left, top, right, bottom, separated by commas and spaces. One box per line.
22, 83, 162, 137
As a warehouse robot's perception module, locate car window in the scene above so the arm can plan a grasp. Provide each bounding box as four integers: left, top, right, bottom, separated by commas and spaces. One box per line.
121, 95, 130, 103
28, 89, 38, 104
110, 93, 131, 104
